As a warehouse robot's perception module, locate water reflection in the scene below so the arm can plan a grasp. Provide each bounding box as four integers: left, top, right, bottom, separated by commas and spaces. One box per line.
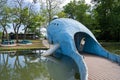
46, 55, 79, 80
0, 50, 79, 80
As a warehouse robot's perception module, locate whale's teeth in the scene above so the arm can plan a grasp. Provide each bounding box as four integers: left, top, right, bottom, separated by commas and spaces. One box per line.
41, 44, 60, 56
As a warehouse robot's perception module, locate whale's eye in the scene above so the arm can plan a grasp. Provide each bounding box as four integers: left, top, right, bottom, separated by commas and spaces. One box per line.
53, 23, 59, 26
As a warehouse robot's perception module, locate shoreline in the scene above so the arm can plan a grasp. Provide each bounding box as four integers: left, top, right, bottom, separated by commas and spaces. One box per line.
0, 40, 49, 51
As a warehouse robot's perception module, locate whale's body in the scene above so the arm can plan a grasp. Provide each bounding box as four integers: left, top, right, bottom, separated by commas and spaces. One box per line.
43, 18, 120, 80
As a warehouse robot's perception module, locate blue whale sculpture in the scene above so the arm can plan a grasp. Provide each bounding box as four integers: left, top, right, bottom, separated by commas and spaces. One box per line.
42, 18, 120, 80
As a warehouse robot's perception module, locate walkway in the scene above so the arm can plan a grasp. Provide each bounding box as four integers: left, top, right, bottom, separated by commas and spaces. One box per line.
83, 54, 120, 80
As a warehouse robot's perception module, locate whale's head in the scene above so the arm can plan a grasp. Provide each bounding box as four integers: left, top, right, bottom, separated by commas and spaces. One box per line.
47, 18, 97, 53
47, 18, 67, 44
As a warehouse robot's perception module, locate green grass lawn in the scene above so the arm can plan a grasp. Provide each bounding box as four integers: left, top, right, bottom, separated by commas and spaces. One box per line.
0, 40, 48, 51
100, 42, 120, 55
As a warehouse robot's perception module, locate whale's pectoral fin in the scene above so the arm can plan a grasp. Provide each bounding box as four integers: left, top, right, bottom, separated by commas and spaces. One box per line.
70, 52, 88, 80
41, 44, 60, 56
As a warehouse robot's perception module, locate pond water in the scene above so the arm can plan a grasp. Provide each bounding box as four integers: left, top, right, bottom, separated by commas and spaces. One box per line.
0, 50, 79, 80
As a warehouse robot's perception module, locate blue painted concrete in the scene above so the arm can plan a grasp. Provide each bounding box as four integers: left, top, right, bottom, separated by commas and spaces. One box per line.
47, 18, 120, 80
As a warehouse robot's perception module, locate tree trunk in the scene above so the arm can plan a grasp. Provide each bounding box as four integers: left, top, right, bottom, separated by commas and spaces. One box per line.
4, 27, 8, 40
13, 23, 21, 43
2, 26, 8, 40
2, 30, 5, 42
46, 0, 52, 24
23, 27, 27, 40
117, 29, 120, 42
16, 25, 21, 43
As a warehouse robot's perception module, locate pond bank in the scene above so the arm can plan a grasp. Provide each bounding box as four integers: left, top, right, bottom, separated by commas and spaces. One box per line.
0, 40, 48, 51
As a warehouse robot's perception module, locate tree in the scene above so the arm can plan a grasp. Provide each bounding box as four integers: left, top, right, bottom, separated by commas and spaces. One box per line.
22, 8, 44, 39
9, 0, 25, 42
38, 0, 62, 24
63, 0, 98, 34
92, 0, 120, 41
0, 0, 7, 13
10, 0, 39, 42
57, 11, 67, 18
63, 0, 76, 19
75, 2, 92, 29
0, 5, 11, 41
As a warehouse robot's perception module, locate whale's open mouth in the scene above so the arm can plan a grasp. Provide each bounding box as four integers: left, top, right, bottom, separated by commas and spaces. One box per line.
74, 32, 87, 54
74, 32, 100, 55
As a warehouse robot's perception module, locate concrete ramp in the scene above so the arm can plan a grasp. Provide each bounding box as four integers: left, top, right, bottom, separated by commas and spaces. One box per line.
83, 54, 120, 80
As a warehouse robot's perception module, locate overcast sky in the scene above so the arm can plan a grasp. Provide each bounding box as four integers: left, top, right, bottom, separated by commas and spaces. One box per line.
22, 0, 92, 8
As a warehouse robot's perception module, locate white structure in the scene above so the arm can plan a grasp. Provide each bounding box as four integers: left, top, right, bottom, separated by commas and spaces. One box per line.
40, 27, 47, 38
